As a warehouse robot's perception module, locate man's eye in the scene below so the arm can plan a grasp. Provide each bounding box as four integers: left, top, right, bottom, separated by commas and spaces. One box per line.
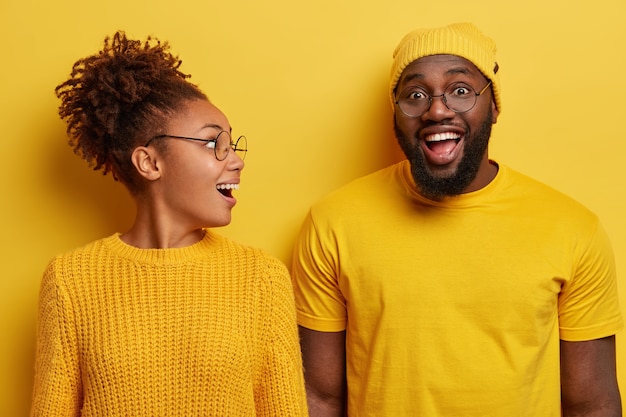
407, 90, 427, 100
204, 139, 217, 149
451, 86, 471, 96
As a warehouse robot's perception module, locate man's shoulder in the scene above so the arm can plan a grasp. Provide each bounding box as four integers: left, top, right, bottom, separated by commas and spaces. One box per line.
501, 164, 597, 220
313, 162, 406, 208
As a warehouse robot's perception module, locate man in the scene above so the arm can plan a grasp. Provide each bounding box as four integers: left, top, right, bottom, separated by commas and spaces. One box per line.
291, 22, 623, 416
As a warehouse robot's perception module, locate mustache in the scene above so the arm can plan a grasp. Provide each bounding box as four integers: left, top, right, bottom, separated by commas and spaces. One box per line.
392, 110, 493, 201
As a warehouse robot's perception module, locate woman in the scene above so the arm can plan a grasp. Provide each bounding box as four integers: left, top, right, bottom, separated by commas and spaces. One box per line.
31, 31, 307, 416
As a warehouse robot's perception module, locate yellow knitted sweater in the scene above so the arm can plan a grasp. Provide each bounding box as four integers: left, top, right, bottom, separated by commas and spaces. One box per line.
31, 231, 308, 416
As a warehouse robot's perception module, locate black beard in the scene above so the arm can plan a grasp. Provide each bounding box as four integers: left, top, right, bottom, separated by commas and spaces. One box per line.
394, 110, 493, 201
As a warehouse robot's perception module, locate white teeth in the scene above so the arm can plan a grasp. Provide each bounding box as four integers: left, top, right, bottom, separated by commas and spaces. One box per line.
217, 184, 239, 190
426, 132, 461, 142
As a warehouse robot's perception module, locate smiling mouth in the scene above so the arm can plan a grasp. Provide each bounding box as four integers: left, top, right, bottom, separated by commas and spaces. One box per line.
217, 183, 239, 197
424, 132, 461, 154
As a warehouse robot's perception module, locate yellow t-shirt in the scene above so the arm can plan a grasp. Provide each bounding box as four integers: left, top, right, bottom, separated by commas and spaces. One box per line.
292, 160, 622, 416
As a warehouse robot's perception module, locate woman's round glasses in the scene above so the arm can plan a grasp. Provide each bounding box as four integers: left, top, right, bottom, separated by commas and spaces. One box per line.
144, 131, 247, 161
395, 81, 492, 118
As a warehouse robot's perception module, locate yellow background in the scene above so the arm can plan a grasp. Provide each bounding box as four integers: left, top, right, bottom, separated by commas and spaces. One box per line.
2, 0, 625, 414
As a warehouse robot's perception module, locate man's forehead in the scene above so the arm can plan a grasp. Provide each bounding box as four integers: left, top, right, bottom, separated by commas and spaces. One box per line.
399, 54, 481, 81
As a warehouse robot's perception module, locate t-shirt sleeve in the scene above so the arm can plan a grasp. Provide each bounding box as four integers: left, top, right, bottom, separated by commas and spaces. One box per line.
558, 219, 623, 341
291, 209, 347, 332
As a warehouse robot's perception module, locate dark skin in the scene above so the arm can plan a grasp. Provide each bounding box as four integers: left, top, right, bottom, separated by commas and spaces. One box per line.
299, 55, 621, 417
300, 331, 622, 416
299, 327, 346, 417
560, 336, 621, 416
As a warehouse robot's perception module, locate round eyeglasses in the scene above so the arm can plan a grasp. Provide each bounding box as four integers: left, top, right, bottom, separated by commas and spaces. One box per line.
395, 81, 492, 118
144, 131, 247, 161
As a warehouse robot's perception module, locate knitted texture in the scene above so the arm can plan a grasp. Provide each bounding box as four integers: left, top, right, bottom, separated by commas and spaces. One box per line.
31, 231, 307, 416
389, 22, 502, 112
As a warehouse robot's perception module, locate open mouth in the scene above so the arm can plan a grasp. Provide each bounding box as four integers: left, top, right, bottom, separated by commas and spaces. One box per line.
217, 183, 239, 198
424, 132, 461, 155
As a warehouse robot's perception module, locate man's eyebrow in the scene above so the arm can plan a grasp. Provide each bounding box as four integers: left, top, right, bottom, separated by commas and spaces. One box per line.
401, 73, 424, 85
445, 66, 474, 76
401, 66, 476, 85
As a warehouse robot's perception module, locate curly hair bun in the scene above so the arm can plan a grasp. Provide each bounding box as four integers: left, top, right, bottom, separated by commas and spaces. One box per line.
55, 30, 206, 190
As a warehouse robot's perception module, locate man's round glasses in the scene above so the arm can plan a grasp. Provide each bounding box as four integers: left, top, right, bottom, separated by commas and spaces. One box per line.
144, 131, 247, 161
395, 81, 492, 118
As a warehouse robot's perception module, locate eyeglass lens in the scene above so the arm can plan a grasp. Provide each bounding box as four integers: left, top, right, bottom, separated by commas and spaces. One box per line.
215, 131, 232, 161
397, 84, 480, 117
215, 132, 247, 161
234, 136, 247, 161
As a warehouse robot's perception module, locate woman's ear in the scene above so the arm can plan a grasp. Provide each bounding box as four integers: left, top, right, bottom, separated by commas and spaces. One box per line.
131, 146, 161, 181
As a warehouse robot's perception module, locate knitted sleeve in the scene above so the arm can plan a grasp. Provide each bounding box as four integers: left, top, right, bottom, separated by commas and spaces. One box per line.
31, 258, 82, 417
254, 256, 308, 416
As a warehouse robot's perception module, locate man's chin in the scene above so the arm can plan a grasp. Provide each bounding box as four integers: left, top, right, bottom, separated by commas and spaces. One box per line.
424, 162, 460, 181
410, 161, 474, 201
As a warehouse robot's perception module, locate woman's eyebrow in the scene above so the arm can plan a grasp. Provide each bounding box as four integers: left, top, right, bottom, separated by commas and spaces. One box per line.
200, 123, 224, 131
195, 123, 230, 135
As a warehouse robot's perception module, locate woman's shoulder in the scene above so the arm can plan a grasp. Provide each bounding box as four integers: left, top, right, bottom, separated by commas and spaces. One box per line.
210, 232, 290, 280
46, 235, 116, 264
